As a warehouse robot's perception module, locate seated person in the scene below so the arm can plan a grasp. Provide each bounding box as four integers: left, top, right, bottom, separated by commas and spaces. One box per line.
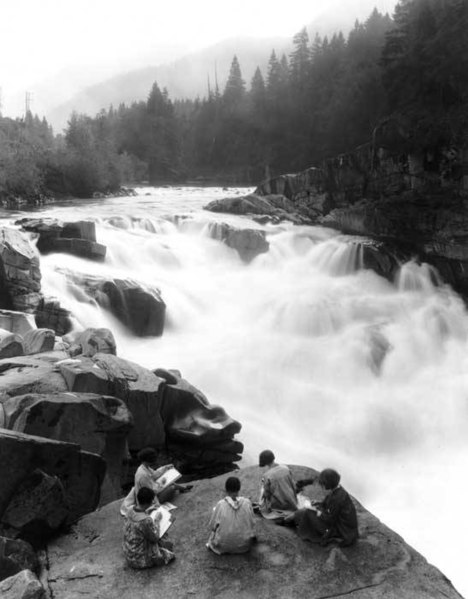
206, 476, 256, 555
258, 449, 297, 519
293, 468, 358, 546
135, 447, 191, 503
121, 447, 192, 516
123, 487, 175, 569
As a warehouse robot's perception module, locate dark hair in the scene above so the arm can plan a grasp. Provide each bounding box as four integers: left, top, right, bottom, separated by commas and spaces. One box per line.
318, 468, 340, 490
137, 447, 157, 464
259, 449, 275, 467
137, 486, 155, 506
225, 476, 241, 493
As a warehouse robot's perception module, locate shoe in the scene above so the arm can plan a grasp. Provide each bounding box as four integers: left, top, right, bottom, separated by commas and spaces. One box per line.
179, 484, 193, 493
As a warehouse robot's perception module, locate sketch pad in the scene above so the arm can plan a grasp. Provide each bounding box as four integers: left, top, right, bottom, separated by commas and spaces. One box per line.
157, 467, 182, 490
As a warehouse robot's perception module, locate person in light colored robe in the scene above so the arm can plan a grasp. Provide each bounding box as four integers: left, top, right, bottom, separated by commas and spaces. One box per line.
206, 476, 256, 554
258, 449, 298, 519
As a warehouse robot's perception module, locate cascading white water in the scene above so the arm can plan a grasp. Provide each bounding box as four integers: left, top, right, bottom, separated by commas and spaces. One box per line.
3, 187, 468, 596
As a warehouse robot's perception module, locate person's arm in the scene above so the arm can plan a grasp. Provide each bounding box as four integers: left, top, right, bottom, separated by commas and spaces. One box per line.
318, 492, 344, 524
152, 464, 173, 479
208, 502, 222, 531
142, 515, 160, 543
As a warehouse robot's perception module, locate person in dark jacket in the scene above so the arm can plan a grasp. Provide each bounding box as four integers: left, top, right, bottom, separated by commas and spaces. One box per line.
293, 468, 358, 546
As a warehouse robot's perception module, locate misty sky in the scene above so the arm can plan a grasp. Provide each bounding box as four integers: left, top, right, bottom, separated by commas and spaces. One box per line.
1, 0, 398, 117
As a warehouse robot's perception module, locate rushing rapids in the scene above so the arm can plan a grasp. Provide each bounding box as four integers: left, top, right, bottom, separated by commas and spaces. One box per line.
2, 186, 468, 596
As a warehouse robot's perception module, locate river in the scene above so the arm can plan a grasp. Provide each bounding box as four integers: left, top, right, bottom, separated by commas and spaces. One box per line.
2, 186, 468, 596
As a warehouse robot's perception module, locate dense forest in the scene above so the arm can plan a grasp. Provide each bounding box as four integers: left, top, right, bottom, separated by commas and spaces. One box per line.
1, 0, 467, 201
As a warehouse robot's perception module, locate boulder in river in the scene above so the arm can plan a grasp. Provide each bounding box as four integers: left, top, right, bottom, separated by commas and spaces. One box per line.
15, 218, 106, 262
0, 228, 42, 313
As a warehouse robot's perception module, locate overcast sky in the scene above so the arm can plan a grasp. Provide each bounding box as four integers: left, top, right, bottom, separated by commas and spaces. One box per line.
0, 0, 398, 117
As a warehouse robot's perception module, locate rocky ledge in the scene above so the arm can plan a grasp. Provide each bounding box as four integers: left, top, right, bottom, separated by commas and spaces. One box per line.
42, 465, 462, 599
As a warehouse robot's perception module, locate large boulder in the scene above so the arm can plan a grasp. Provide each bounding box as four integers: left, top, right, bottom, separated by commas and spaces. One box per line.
0, 228, 42, 313
204, 193, 311, 223
0, 355, 69, 398
58, 354, 166, 451
207, 222, 269, 262
34, 297, 73, 337
2, 392, 133, 505
0, 569, 44, 599
1, 469, 70, 546
0, 329, 23, 359
159, 370, 242, 477
15, 218, 106, 262
0, 429, 105, 537
44, 465, 461, 599
66, 328, 117, 357
63, 272, 166, 337
0, 536, 38, 581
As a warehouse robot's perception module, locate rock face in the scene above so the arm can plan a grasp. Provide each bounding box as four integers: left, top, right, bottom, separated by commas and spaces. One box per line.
0, 349, 243, 487
64, 272, 166, 337
45, 465, 462, 599
34, 296, 73, 337
1, 392, 133, 505
321, 195, 468, 296
0, 429, 105, 543
0, 536, 38, 582
0, 228, 42, 313
207, 222, 269, 262
16, 218, 106, 261
0, 569, 44, 599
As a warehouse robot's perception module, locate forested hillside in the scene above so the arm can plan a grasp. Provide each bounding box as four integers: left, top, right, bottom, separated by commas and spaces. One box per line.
1, 0, 467, 202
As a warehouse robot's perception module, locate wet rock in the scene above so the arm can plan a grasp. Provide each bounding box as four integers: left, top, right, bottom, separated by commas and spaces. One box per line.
45, 465, 461, 599
16, 218, 106, 262
63, 272, 166, 337
0, 536, 38, 582
208, 222, 269, 262
34, 297, 73, 337
0, 569, 44, 599
0, 228, 42, 313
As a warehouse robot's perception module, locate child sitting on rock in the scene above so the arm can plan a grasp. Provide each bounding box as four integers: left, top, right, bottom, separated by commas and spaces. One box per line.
123, 487, 175, 569
206, 476, 256, 555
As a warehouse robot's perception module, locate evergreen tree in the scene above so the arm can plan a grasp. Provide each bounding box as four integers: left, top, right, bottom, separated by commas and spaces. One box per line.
223, 55, 246, 107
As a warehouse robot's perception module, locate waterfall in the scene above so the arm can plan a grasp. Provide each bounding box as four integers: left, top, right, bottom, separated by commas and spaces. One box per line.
3, 186, 468, 596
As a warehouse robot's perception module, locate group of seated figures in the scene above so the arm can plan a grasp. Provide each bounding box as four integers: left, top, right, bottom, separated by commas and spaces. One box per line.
121, 448, 359, 569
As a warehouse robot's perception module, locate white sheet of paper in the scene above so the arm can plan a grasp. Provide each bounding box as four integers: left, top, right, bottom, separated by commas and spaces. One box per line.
151, 505, 173, 537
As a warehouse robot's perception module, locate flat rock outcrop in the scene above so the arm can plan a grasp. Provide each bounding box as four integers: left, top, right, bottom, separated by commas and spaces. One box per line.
16, 218, 106, 261
44, 465, 462, 599
204, 193, 312, 224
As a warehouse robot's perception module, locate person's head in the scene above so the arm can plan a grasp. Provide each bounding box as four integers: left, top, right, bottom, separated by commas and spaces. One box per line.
137, 447, 157, 465
259, 449, 275, 468
225, 476, 241, 496
318, 468, 340, 490
136, 486, 155, 508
